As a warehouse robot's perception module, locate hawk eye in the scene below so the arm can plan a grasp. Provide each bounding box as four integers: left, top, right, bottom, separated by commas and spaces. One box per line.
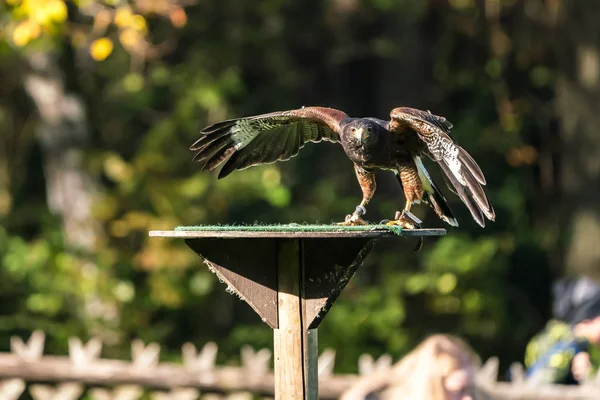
366, 126, 373, 133
351, 127, 356, 132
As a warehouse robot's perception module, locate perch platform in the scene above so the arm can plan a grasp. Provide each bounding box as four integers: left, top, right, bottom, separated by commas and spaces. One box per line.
149, 224, 445, 399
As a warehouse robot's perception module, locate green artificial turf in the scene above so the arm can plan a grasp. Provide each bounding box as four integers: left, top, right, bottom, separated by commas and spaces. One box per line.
174, 223, 404, 235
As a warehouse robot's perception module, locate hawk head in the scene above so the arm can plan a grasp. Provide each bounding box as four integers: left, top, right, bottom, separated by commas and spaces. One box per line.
344, 119, 379, 147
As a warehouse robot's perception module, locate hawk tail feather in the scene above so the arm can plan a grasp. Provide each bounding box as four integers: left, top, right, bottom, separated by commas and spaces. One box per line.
458, 146, 486, 185
438, 160, 493, 228
415, 156, 458, 227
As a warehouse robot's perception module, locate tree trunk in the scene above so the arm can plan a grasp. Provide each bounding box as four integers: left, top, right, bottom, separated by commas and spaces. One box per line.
555, 1, 600, 280
24, 51, 115, 323
24, 51, 100, 251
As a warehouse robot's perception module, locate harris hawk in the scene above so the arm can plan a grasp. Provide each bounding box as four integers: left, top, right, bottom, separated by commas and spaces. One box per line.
190, 106, 495, 229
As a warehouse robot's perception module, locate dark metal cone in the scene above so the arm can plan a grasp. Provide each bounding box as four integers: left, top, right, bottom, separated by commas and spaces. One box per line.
185, 238, 279, 328
184, 237, 376, 329
302, 238, 376, 329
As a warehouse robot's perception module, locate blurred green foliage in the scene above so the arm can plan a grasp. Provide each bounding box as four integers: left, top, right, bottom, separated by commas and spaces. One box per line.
0, 0, 562, 376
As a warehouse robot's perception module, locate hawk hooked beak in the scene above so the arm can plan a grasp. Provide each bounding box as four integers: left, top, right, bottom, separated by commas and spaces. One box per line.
353, 127, 366, 145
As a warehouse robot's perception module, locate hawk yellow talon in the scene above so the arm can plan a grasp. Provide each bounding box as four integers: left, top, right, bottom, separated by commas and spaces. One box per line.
386, 219, 415, 230
335, 214, 369, 226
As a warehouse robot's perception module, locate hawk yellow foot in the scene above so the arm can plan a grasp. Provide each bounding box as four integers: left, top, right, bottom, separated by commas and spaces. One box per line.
335, 215, 369, 226
386, 210, 422, 230
386, 218, 415, 229
334, 205, 369, 226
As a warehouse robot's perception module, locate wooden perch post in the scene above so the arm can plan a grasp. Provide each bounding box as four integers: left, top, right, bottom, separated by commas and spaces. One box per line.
150, 226, 445, 399
274, 239, 313, 399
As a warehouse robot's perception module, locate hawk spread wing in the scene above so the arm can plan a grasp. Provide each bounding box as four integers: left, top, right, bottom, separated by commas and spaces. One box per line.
190, 107, 348, 179
389, 107, 495, 227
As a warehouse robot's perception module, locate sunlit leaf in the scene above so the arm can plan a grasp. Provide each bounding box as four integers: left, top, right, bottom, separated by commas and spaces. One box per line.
27, 293, 63, 315
149, 273, 183, 308
119, 28, 141, 49
123, 72, 144, 93
437, 273, 457, 294
265, 186, 291, 208
463, 290, 483, 312
114, 7, 134, 29
110, 219, 129, 238
131, 15, 147, 33
103, 153, 133, 182
189, 272, 213, 296
113, 281, 135, 303
46, 0, 67, 23
12, 20, 40, 47
123, 211, 152, 230
262, 167, 281, 188
90, 37, 114, 61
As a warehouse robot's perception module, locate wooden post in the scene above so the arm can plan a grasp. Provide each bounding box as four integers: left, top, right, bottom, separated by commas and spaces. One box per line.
274, 239, 317, 399
304, 329, 318, 399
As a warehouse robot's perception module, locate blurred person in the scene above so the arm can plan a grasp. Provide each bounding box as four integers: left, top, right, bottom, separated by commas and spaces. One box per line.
524, 276, 600, 384
341, 334, 487, 400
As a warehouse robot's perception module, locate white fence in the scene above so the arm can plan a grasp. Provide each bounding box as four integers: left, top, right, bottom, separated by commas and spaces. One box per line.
0, 331, 599, 399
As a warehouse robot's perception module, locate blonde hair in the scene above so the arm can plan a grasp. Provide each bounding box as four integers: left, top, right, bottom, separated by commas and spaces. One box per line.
341, 334, 483, 400
382, 334, 481, 400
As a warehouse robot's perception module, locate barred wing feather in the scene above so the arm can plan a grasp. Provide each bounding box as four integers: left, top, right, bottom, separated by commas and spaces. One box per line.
190, 107, 348, 179
389, 107, 495, 227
